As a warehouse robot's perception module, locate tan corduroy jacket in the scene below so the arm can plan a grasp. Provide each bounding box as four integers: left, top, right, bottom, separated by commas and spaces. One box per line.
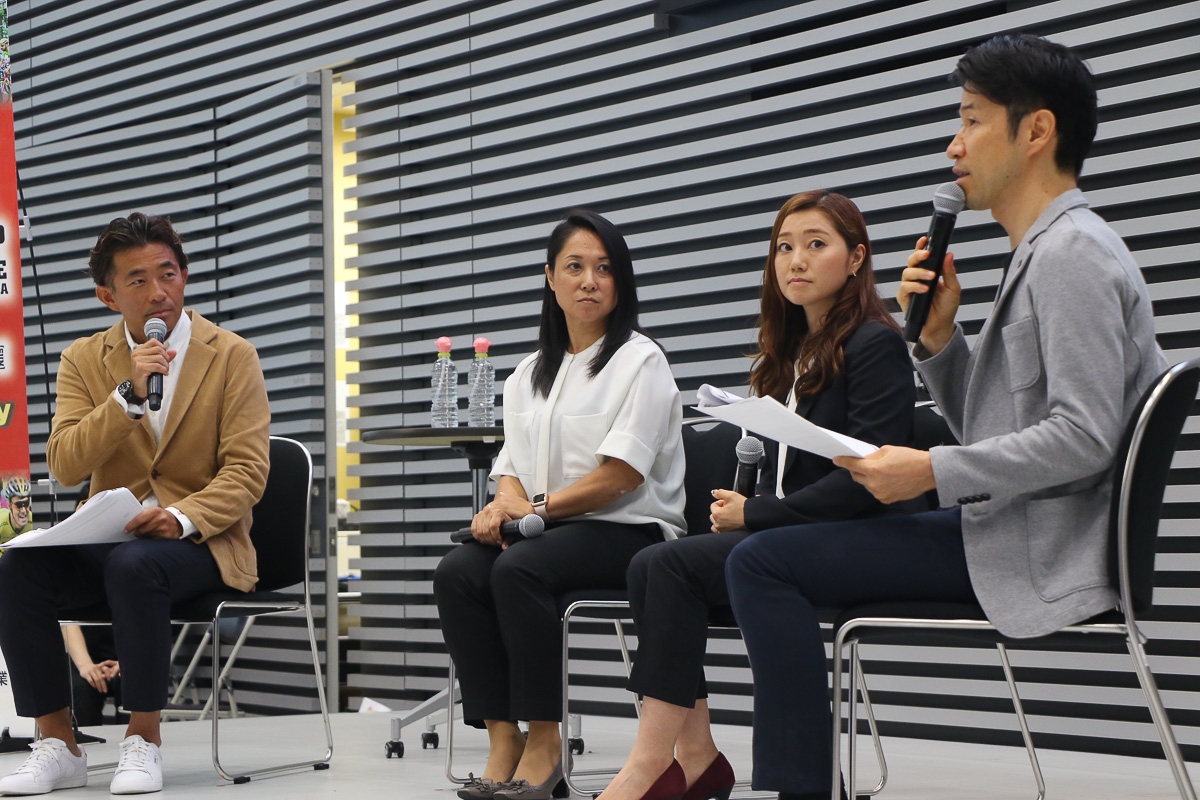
46, 311, 270, 592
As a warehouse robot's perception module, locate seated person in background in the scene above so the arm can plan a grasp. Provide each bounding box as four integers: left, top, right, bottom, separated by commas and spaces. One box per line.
434, 209, 686, 800
62, 624, 125, 727
597, 191, 924, 800
0, 212, 270, 796
725, 34, 1168, 800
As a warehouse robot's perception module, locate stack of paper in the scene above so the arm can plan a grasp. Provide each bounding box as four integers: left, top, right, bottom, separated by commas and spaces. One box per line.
696, 384, 877, 460
0, 488, 144, 549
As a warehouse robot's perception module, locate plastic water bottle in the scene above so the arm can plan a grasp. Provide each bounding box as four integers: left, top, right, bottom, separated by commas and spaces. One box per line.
467, 337, 495, 427
431, 336, 458, 428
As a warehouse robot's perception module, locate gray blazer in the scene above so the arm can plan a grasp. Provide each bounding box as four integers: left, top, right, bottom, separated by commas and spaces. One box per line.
914, 189, 1168, 638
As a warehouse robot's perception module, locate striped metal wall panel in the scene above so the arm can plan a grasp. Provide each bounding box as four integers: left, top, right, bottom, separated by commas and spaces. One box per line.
12, 35, 334, 712
339, 0, 1200, 761
9, 0, 1200, 762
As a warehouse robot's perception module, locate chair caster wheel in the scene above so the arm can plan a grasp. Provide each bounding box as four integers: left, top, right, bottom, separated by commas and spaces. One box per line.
421, 731, 439, 749
568, 737, 584, 755
385, 740, 404, 758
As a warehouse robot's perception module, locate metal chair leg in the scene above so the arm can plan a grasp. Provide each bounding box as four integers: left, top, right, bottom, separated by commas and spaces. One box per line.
1125, 637, 1198, 800
995, 644, 1045, 800
853, 655, 888, 796
831, 626, 849, 800
199, 619, 256, 721
210, 603, 333, 783
444, 659, 469, 784
169, 625, 212, 708
612, 618, 641, 718
562, 606, 583, 797
849, 642, 861, 799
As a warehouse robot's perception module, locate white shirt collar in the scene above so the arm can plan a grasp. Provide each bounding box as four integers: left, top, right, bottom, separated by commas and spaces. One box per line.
124, 309, 191, 352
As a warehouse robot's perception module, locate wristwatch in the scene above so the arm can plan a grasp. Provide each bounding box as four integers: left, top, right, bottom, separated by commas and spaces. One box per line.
117, 379, 147, 406
532, 493, 549, 521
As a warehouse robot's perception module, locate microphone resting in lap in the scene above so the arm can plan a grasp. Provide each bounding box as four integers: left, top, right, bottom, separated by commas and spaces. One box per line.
433, 209, 685, 800
596, 191, 925, 800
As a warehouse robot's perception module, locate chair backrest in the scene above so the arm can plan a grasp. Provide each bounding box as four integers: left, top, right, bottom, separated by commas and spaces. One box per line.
249, 436, 314, 593
1111, 359, 1200, 613
681, 420, 742, 536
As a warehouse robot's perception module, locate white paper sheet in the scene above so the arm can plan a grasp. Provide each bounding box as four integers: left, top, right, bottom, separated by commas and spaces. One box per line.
696, 384, 877, 460
0, 488, 144, 549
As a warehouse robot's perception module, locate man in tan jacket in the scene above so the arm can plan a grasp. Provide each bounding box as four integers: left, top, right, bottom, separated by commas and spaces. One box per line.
0, 213, 269, 796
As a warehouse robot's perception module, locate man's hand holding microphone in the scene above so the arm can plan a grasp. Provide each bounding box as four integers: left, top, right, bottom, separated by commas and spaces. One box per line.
123, 317, 183, 540
834, 184, 966, 504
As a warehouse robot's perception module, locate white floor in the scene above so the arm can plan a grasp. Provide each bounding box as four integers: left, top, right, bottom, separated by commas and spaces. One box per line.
0, 712, 1192, 799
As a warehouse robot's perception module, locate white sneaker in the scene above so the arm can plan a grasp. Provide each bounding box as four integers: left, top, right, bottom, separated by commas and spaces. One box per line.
0, 737, 87, 795
108, 736, 162, 795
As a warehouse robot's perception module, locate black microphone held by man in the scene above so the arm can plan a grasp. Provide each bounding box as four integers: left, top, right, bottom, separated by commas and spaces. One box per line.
143, 317, 168, 411
902, 182, 966, 342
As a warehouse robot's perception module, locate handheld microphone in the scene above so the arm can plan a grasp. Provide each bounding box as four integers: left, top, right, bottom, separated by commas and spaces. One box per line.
903, 182, 967, 343
451, 513, 546, 544
143, 318, 168, 411
734, 436, 764, 497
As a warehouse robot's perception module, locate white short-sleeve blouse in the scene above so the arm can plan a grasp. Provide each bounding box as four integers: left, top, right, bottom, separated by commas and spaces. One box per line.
490, 332, 686, 539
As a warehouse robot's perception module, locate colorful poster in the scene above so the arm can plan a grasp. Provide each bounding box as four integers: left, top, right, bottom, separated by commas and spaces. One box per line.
0, 0, 31, 545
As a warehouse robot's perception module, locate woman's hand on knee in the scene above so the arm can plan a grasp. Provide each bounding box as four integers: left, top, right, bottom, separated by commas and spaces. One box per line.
710, 490, 747, 532
491, 490, 534, 521
471, 503, 509, 546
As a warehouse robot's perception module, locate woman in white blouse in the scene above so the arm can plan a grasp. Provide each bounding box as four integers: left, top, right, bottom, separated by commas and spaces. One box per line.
433, 209, 685, 800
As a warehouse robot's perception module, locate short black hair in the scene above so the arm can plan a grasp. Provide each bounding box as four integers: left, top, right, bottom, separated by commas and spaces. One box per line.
531, 209, 649, 398
952, 34, 1098, 177
88, 212, 188, 287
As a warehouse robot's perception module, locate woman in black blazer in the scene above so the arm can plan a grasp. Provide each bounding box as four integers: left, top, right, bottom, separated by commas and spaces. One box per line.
595, 191, 923, 800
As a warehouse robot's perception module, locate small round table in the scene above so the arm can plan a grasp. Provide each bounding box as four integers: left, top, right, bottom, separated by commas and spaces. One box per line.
360, 425, 505, 768
360, 426, 504, 516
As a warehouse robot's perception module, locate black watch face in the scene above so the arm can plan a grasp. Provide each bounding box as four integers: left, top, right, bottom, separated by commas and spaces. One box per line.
534, 493, 547, 504
118, 380, 133, 398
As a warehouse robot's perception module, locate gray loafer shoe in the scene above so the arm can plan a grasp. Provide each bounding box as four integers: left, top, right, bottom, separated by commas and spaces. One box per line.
458, 773, 516, 800
494, 760, 567, 800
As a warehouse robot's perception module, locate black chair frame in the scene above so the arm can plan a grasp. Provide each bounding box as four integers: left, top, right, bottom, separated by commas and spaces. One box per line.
830, 360, 1200, 800
61, 436, 333, 784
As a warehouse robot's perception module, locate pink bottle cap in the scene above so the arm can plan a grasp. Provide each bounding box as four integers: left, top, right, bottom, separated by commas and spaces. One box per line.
474, 337, 491, 354
436, 336, 452, 353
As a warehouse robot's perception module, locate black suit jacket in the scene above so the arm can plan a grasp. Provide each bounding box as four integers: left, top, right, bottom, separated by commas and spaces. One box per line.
742, 320, 925, 531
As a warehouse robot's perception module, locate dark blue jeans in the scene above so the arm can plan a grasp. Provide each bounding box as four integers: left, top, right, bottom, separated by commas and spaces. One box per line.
726, 508, 974, 795
0, 538, 224, 716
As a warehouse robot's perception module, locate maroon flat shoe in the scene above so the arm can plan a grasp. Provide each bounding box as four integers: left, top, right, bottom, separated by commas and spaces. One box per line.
681, 752, 735, 800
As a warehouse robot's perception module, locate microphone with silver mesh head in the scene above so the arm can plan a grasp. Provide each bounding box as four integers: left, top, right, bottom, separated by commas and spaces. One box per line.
903, 182, 967, 343
452, 513, 546, 544
734, 436, 765, 497
143, 318, 168, 411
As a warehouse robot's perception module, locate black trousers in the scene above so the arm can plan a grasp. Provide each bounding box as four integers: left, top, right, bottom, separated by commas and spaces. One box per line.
625, 531, 750, 707
725, 507, 974, 795
0, 538, 225, 717
433, 519, 660, 724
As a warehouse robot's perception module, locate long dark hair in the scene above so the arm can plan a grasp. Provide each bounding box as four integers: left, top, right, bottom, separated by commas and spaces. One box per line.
750, 190, 898, 401
531, 209, 646, 398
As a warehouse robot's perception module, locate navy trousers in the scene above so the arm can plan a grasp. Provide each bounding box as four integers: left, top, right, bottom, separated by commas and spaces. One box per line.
0, 538, 225, 717
725, 508, 974, 795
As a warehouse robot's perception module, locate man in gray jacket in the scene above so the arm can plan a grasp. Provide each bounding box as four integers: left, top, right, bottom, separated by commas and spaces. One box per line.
725, 34, 1167, 800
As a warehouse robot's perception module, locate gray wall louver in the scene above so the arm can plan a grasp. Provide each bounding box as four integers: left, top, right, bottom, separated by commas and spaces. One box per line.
11, 0, 1200, 759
